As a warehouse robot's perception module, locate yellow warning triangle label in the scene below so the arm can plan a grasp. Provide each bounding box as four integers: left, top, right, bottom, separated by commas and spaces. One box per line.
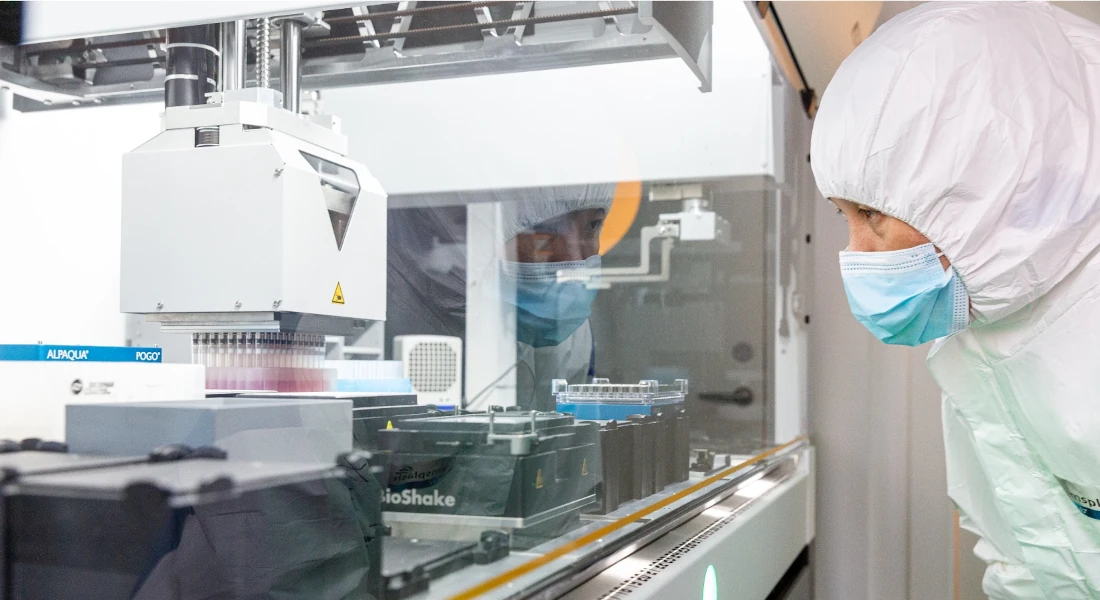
386, 421, 393, 430
581, 458, 589, 476
332, 282, 345, 304
535, 469, 544, 489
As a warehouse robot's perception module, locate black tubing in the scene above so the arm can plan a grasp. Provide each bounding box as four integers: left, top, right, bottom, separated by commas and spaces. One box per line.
165, 25, 218, 107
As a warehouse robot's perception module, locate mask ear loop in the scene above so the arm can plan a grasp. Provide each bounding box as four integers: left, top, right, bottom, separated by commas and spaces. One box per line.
933, 252, 973, 336
935, 249, 972, 333
949, 268, 971, 333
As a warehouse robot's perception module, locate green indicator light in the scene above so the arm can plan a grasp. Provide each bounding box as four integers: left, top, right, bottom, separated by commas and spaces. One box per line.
703, 564, 718, 600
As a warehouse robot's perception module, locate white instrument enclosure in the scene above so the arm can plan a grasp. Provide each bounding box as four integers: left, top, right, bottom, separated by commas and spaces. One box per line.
120, 101, 387, 329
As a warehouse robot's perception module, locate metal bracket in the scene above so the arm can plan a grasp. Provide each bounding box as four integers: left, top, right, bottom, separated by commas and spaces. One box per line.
274, 11, 327, 28
478, 2, 535, 47
351, 6, 381, 49
486, 410, 541, 455
389, 2, 418, 56
558, 223, 678, 289
557, 193, 720, 289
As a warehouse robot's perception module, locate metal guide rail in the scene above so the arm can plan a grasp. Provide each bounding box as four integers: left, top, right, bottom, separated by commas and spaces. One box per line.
1, 1, 713, 111
434, 436, 808, 600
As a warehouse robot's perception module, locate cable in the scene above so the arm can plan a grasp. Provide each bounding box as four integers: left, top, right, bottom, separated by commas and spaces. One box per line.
464, 361, 519, 409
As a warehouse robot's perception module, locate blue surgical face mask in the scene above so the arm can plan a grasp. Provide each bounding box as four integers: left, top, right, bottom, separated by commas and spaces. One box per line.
839, 243, 969, 346
501, 255, 600, 348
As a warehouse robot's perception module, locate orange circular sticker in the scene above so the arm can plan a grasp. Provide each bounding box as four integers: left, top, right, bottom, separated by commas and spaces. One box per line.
599, 181, 642, 255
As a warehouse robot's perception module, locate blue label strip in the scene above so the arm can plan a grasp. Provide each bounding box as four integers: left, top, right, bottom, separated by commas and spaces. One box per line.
1075, 503, 1100, 520
0, 345, 163, 363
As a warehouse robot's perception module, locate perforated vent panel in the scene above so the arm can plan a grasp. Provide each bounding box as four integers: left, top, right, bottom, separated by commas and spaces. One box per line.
596, 483, 782, 599
408, 342, 458, 393
596, 518, 732, 599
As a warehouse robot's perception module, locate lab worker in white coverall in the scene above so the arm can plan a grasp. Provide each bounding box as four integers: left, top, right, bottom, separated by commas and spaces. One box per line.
499, 185, 613, 412
812, 2, 1100, 598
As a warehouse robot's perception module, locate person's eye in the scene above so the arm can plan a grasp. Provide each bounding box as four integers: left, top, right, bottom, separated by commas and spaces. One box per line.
857, 207, 881, 219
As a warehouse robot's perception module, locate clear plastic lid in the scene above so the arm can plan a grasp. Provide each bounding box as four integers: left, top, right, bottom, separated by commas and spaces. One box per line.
552, 379, 689, 405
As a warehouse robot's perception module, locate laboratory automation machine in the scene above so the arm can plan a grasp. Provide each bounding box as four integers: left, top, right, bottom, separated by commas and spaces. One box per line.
0, 2, 814, 599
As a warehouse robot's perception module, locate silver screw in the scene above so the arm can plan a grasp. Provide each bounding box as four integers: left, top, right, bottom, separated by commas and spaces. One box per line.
234, 301, 242, 309
274, 167, 283, 177
156, 302, 164, 310
273, 300, 282, 309
258, 17, 272, 89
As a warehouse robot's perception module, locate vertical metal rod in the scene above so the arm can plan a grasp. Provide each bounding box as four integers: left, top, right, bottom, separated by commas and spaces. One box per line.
280, 19, 302, 113
0, 87, 12, 121
219, 20, 245, 91
258, 17, 271, 89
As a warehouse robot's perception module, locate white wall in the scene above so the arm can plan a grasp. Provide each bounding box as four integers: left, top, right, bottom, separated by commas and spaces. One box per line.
0, 101, 162, 346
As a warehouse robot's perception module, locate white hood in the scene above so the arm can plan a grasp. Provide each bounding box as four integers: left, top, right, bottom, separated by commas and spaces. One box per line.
499, 183, 615, 243
810, 1, 1100, 323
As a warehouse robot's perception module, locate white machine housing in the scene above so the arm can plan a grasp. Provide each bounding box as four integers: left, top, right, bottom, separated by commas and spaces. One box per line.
120, 88, 387, 334
0, 361, 204, 442
393, 335, 463, 407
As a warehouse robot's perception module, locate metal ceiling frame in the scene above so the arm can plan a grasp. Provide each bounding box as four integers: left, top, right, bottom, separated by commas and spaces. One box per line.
1, 1, 714, 112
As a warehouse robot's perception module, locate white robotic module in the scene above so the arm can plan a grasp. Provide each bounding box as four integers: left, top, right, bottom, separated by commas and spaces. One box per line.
120, 87, 386, 335
118, 17, 386, 338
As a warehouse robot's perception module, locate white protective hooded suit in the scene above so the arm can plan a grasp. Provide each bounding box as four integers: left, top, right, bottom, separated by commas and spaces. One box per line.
812, 2, 1100, 598
502, 184, 614, 411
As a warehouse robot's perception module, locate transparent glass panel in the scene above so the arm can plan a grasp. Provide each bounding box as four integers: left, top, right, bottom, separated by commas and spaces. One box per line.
377, 177, 792, 576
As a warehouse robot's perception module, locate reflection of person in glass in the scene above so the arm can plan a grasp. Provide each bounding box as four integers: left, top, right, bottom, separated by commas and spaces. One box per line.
500, 185, 613, 411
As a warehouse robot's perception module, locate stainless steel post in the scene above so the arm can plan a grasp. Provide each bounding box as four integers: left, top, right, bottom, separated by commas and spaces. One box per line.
219, 20, 245, 91
280, 19, 302, 113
